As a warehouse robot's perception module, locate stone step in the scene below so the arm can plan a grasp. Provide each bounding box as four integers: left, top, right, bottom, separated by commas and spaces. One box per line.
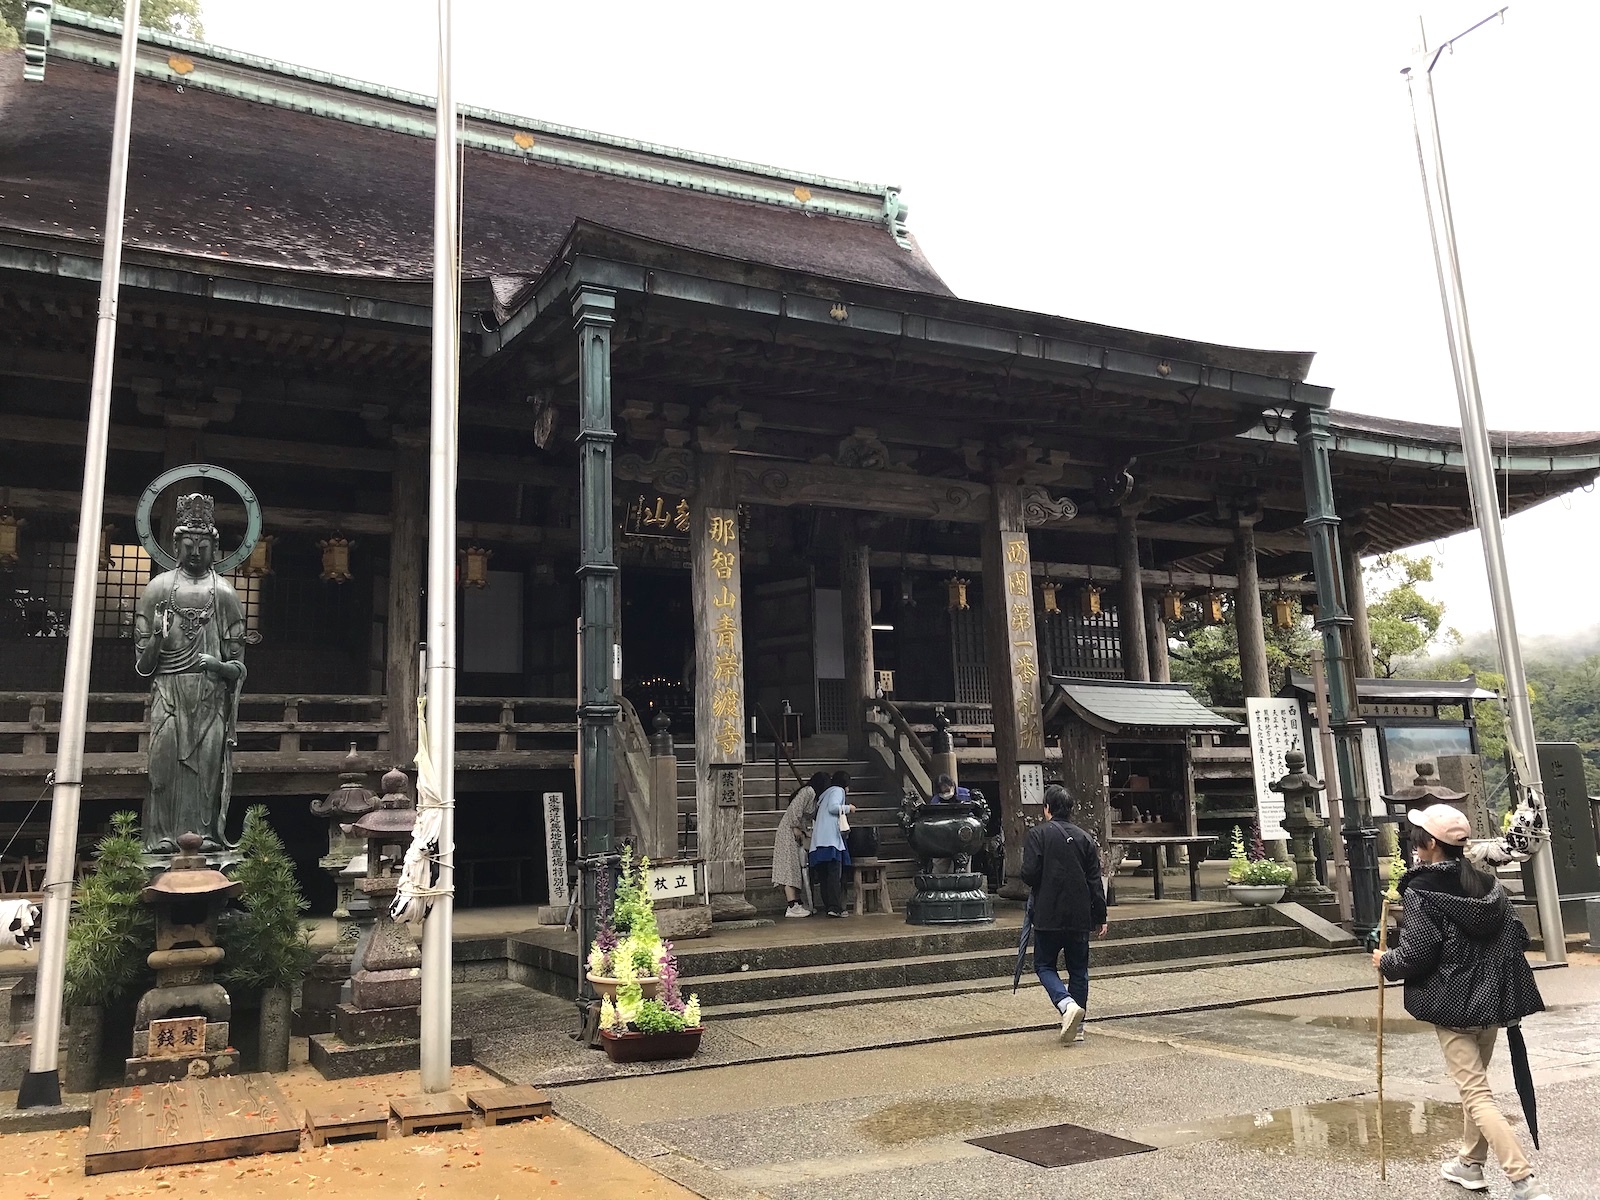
679, 924, 1313, 1007
700, 944, 1361, 1019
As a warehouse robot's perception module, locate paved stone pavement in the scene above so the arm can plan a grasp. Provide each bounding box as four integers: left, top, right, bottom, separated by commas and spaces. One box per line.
463, 949, 1381, 1087
464, 958, 1600, 1200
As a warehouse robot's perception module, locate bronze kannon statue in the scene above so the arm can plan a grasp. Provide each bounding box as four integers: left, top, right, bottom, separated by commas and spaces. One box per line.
134, 493, 247, 853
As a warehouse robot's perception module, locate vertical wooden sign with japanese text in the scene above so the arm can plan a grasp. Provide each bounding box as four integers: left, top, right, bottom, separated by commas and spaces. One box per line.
1246, 697, 1302, 840
1000, 532, 1045, 763
693, 499, 746, 896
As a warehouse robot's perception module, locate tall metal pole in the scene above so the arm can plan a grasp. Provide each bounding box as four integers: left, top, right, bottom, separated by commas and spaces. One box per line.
1406, 14, 1565, 961
17, 0, 143, 1111
419, 0, 461, 1090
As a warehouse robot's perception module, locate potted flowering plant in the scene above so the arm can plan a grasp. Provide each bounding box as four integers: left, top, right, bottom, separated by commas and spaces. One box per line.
598, 941, 704, 1063
587, 847, 665, 1001
1225, 824, 1293, 906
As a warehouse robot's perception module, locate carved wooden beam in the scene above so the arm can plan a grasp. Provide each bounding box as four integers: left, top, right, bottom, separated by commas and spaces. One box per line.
867, 550, 1318, 594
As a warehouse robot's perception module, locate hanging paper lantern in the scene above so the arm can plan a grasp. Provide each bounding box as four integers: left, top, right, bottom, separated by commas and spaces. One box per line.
1080, 583, 1104, 619
318, 536, 355, 584
1041, 580, 1060, 615
1160, 587, 1185, 624
946, 576, 969, 611
0, 512, 22, 567
461, 544, 493, 589
240, 534, 275, 578
1272, 593, 1297, 630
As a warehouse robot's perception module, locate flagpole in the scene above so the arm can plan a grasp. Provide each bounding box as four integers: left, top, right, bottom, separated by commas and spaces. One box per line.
419, 0, 460, 1092
17, 0, 143, 1111
1404, 11, 1566, 963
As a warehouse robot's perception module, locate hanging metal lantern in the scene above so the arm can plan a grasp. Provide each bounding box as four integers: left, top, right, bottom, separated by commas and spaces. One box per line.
1041, 580, 1060, 615
946, 576, 969, 612
240, 534, 275, 578
1160, 587, 1185, 624
0, 512, 22, 567
318, 535, 355, 584
1203, 591, 1226, 625
461, 544, 493, 589
899, 574, 916, 608
1080, 582, 1104, 619
98, 525, 117, 571
1272, 593, 1297, 630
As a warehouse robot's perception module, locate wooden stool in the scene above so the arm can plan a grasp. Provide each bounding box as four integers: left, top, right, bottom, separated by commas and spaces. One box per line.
853, 858, 892, 916
391, 1092, 472, 1136
467, 1085, 552, 1126
305, 1101, 389, 1146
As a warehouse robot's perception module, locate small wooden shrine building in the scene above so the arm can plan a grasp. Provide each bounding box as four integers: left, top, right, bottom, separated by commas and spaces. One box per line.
3, 11, 1599, 911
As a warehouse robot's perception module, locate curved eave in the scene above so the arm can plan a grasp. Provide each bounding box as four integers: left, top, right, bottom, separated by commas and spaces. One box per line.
1240, 419, 1600, 477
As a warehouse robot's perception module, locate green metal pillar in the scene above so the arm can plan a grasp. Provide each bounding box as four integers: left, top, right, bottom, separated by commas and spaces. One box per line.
1295, 408, 1380, 936
573, 286, 618, 1026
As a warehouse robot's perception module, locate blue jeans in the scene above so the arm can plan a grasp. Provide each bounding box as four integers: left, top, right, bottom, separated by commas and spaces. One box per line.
1033, 929, 1090, 1013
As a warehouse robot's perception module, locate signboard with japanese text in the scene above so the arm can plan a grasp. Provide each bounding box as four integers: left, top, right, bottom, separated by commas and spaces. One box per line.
1000, 532, 1044, 754
646, 862, 700, 901
542, 791, 569, 905
624, 492, 691, 540
1247, 697, 1304, 840
147, 1016, 206, 1059
1018, 763, 1045, 807
700, 507, 745, 765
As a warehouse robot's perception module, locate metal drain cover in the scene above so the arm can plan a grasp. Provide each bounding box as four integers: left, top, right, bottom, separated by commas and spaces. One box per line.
967, 1122, 1157, 1168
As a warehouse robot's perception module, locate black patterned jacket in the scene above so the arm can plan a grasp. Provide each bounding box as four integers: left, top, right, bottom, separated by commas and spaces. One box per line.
1379, 860, 1544, 1029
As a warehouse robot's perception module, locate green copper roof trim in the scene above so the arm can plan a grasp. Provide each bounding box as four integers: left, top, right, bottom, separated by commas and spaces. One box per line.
1241, 423, 1600, 476
45, 8, 911, 239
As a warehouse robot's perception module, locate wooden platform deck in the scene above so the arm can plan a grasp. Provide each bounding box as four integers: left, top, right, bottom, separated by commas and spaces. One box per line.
84, 1073, 300, 1176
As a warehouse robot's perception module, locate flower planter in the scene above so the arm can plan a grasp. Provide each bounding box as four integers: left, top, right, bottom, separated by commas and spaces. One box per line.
587, 973, 661, 1002
599, 1026, 704, 1063
1227, 884, 1286, 907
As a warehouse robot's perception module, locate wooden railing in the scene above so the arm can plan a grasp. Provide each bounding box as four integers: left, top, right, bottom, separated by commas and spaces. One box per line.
877, 699, 995, 748
865, 697, 933, 804
0, 691, 580, 783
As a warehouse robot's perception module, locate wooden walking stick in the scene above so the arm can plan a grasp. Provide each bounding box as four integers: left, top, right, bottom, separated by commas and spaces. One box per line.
1376, 849, 1403, 1181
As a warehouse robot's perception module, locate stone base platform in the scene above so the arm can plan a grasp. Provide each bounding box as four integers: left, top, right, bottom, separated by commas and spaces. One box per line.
308, 1031, 473, 1080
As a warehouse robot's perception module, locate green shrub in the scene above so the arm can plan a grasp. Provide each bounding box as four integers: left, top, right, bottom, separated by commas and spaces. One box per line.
633, 999, 687, 1035
1235, 859, 1295, 887
221, 806, 314, 991
64, 812, 152, 1009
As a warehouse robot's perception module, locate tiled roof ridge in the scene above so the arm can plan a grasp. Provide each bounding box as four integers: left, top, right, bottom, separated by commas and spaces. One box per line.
38, 6, 914, 242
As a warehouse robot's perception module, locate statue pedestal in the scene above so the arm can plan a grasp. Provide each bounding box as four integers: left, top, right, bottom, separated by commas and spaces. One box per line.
905, 872, 994, 926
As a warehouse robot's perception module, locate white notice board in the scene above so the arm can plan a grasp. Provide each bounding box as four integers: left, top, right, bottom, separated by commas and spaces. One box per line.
1247, 697, 1305, 840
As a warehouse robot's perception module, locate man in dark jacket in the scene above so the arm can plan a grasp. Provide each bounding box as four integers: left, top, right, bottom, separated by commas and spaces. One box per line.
1021, 784, 1107, 1043
1377, 804, 1550, 1200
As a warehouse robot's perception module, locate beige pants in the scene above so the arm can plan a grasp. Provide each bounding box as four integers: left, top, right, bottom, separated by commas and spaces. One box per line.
1435, 1025, 1531, 1181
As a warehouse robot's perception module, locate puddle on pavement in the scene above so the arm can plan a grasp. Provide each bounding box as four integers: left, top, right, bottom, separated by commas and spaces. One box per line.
1132, 1097, 1463, 1162
858, 1095, 1070, 1146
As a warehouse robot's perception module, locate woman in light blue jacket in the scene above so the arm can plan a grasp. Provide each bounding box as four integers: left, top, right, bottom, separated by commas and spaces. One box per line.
809, 770, 856, 917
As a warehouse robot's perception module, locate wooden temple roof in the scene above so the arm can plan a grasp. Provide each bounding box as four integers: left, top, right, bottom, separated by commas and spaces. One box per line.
2, 8, 1598, 570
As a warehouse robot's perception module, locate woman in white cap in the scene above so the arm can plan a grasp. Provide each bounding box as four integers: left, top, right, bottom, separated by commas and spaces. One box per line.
1375, 803, 1551, 1200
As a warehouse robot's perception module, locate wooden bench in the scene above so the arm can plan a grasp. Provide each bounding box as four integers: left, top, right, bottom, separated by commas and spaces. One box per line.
1106, 835, 1216, 903
851, 858, 893, 916
304, 1101, 390, 1146
467, 1085, 552, 1126
391, 1092, 473, 1136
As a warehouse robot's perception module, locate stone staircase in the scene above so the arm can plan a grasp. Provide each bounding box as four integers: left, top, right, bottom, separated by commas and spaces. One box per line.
673, 747, 916, 912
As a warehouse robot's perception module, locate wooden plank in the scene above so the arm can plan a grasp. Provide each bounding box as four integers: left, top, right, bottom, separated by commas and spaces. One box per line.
305, 1101, 390, 1146
84, 1073, 299, 1176
466, 1086, 552, 1126
391, 1092, 473, 1136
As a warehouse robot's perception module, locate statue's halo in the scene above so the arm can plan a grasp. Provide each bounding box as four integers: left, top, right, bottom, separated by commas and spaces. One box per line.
135, 464, 262, 574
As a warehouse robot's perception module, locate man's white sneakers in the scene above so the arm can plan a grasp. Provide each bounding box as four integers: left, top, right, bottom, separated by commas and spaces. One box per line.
1058, 998, 1085, 1043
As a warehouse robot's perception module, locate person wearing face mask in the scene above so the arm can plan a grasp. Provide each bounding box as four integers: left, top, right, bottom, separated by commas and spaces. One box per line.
1375, 804, 1551, 1200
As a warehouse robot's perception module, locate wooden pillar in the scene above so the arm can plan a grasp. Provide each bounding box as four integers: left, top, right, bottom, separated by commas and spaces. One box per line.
1116, 512, 1150, 681
1344, 533, 1376, 679
1145, 594, 1171, 683
982, 483, 1046, 898
1234, 520, 1271, 699
692, 454, 752, 917
386, 433, 426, 764
839, 515, 875, 758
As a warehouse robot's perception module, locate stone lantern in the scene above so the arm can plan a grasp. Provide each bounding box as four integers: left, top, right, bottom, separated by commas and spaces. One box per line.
126, 832, 242, 1084
295, 746, 379, 1036
1271, 748, 1334, 905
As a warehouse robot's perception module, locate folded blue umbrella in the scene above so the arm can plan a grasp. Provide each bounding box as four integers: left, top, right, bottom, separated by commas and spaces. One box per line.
1012, 894, 1034, 992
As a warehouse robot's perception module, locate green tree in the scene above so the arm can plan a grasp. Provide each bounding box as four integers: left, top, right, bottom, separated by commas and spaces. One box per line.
64, 811, 154, 1009
220, 806, 314, 991
2, 0, 204, 47
1365, 553, 1457, 676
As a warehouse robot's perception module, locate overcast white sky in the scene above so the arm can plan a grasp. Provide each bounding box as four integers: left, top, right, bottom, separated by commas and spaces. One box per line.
198, 1, 1600, 646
